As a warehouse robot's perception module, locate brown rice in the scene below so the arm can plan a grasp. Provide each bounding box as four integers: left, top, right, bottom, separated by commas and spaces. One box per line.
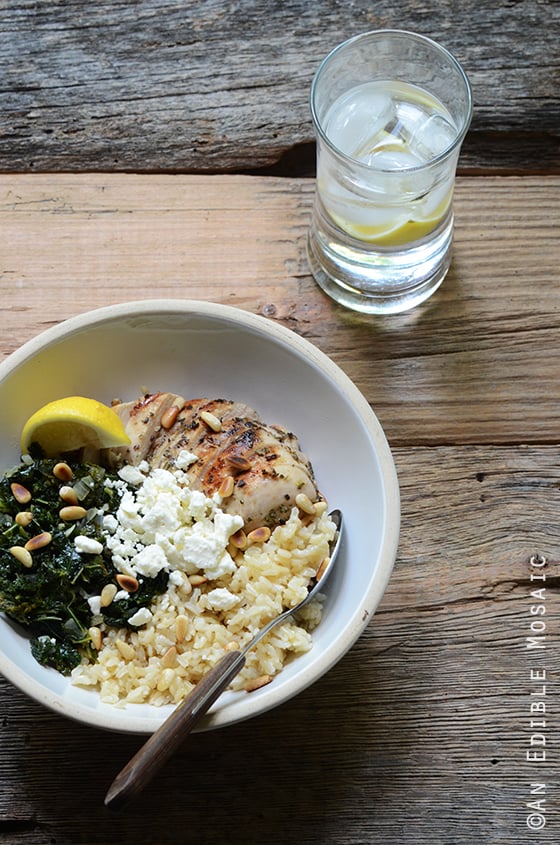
71, 505, 335, 706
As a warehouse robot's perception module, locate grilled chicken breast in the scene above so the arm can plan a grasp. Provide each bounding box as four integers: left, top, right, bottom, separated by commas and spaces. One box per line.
107, 393, 320, 531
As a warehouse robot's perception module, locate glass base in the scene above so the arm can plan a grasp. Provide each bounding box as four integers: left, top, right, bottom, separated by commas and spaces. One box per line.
307, 214, 453, 315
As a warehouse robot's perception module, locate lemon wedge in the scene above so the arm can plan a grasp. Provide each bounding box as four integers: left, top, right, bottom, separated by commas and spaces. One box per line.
20, 396, 131, 457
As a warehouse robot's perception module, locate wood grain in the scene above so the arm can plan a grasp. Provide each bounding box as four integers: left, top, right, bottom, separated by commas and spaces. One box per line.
2, 2, 560, 841
0, 0, 558, 174
1, 173, 559, 448
1, 445, 558, 843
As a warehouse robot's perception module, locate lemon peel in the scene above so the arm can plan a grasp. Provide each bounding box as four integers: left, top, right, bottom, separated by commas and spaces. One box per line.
338, 215, 443, 247
20, 396, 131, 457
330, 191, 452, 248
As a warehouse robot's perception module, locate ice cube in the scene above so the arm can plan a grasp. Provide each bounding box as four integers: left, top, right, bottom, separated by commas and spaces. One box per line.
365, 145, 421, 170
325, 83, 395, 159
409, 114, 457, 160
418, 174, 455, 218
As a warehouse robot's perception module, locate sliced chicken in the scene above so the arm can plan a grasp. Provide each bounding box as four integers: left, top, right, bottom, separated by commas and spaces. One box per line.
107, 393, 320, 531
107, 392, 179, 465
107, 395, 259, 468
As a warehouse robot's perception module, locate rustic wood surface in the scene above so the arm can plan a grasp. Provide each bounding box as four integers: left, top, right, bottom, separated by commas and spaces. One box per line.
0, 173, 559, 845
0, 0, 559, 174
2, 173, 560, 446
1, 0, 559, 841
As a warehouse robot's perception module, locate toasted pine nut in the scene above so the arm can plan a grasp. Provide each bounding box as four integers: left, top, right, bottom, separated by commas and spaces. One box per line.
88, 626, 102, 650
157, 667, 176, 692
59, 485, 79, 505
218, 475, 235, 498
245, 674, 273, 692
53, 462, 73, 482
315, 556, 329, 582
59, 505, 87, 521
200, 410, 222, 432
224, 640, 240, 652
295, 492, 316, 515
228, 455, 251, 473
9, 546, 33, 568
314, 499, 328, 515
248, 526, 271, 544
100, 583, 118, 607
229, 528, 247, 550
175, 615, 189, 642
24, 531, 52, 551
161, 405, 179, 430
15, 511, 33, 528
115, 639, 136, 660
161, 645, 178, 668
11, 483, 31, 504
189, 574, 207, 586
116, 573, 139, 593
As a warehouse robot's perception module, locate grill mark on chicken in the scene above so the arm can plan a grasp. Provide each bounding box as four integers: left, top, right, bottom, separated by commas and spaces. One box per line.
107, 393, 320, 531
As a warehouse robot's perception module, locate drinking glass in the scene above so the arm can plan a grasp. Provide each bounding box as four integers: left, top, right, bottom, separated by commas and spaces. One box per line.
307, 30, 473, 314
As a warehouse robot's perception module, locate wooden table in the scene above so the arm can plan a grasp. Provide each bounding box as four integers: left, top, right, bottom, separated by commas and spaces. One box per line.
1, 3, 559, 844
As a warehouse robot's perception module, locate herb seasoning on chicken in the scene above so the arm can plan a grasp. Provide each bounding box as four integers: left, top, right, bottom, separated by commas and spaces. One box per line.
106, 394, 322, 531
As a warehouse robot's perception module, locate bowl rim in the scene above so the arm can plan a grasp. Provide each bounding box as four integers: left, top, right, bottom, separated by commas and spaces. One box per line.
0, 299, 400, 733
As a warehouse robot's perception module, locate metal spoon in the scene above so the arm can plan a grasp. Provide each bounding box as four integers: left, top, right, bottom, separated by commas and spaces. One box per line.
105, 509, 343, 810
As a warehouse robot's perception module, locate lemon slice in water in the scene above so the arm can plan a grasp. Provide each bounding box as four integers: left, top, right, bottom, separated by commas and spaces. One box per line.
341, 215, 444, 247
328, 183, 453, 247
20, 396, 131, 457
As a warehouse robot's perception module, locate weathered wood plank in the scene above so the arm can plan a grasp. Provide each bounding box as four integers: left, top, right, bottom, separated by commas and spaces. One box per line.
0, 0, 558, 174
1, 173, 560, 448
0, 445, 557, 844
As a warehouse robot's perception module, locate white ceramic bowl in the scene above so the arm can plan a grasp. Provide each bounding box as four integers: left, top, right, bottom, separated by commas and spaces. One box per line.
0, 300, 399, 733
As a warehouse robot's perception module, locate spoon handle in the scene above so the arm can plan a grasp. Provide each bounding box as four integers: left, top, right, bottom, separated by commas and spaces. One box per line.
104, 649, 245, 810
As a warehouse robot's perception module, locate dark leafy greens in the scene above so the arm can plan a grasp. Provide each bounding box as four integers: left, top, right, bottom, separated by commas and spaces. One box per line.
0, 458, 168, 674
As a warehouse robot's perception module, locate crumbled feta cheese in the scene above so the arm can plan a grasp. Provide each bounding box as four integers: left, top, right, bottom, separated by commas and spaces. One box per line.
107, 524, 141, 559
127, 607, 153, 627
130, 544, 169, 577
175, 449, 199, 469
173, 528, 233, 578
107, 462, 244, 582
214, 510, 244, 541
74, 535, 104, 555
102, 514, 119, 533
87, 595, 102, 615
115, 490, 143, 528
168, 570, 186, 587
188, 489, 211, 520
206, 588, 240, 611
103, 476, 129, 495
113, 590, 129, 602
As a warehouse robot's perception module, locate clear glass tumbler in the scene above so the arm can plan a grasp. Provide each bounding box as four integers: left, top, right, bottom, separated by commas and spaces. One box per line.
307, 30, 473, 314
